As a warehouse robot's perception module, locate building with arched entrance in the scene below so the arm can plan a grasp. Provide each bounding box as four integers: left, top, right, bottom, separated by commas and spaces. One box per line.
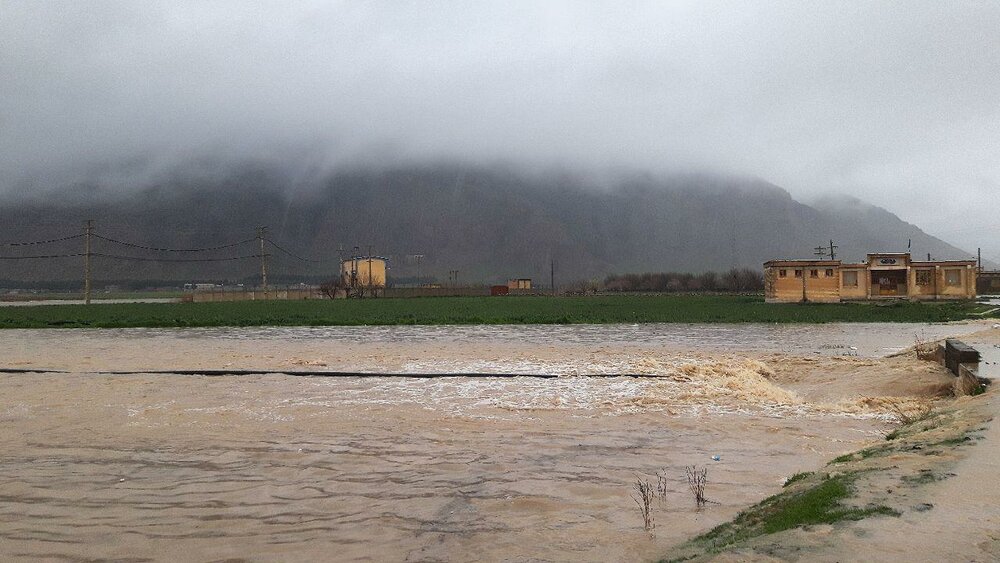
764, 253, 977, 303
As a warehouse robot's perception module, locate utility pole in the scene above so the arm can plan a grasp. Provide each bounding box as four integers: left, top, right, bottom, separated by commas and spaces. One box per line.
337, 244, 344, 290
814, 241, 837, 260
978, 248, 982, 273
257, 226, 268, 299
550, 259, 555, 296
367, 245, 374, 297
414, 254, 424, 287
352, 246, 360, 297
83, 219, 94, 305
801, 267, 807, 303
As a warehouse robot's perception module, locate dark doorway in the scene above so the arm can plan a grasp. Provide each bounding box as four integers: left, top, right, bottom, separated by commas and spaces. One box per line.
871, 270, 907, 297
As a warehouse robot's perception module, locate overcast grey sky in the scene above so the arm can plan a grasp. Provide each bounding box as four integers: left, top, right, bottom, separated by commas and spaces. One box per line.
2, 1, 999, 256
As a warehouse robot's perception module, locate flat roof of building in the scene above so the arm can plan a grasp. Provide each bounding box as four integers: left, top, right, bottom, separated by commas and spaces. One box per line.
343, 255, 390, 262
910, 260, 977, 266
765, 253, 977, 268
764, 259, 840, 266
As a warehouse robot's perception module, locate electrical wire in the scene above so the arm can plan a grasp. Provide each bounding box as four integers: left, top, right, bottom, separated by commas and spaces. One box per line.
0, 232, 326, 268
92, 234, 256, 252
0, 253, 87, 260
91, 253, 265, 263
0, 234, 84, 247
265, 239, 323, 263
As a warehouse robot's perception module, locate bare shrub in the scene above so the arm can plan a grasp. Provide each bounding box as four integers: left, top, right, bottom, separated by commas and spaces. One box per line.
885, 397, 933, 424
655, 469, 669, 502
686, 466, 709, 508
631, 477, 656, 532
861, 397, 934, 424
601, 268, 763, 293
913, 335, 938, 361
319, 278, 344, 299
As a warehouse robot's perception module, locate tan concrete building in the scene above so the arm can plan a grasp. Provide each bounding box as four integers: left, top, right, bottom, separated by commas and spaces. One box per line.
764, 253, 977, 303
507, 278, 532, 290
341, 256, 388, 289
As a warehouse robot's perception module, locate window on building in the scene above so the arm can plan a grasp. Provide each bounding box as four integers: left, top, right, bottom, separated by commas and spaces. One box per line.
825, 268, 834, 277
810, 269, 819, 278
794, 269, 802, 278
842, 271, 858, 287
916, 269, 933, 286
945, 269, 962, 286
779, 269, 787, 278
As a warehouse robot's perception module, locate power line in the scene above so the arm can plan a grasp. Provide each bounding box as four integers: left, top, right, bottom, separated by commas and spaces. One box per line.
90, 252, 266, 263
265, 239, 323, 263
0, 233, 83, 247
0, 252, 88, 260
0, 226, 329, 292
92, 233, 256, 252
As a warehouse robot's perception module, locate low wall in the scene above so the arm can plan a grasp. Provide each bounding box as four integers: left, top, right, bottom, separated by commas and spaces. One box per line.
382, 287, 543, 298
944, 339, 981, 376
940, 339, 986, 396
383, 287, 491, 298
190, 289, 321, 302
956, 363, 984, 396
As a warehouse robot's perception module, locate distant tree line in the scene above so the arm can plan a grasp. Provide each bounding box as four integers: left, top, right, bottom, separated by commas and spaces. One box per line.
599, 268, 764, 293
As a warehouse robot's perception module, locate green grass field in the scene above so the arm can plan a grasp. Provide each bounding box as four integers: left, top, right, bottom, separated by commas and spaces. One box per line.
0, 295, 993, 329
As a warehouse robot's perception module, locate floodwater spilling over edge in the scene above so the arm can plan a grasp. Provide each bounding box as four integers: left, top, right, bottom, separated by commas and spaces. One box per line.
0, 321, 994, 561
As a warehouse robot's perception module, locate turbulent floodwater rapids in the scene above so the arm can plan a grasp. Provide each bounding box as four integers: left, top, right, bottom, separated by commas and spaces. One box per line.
0, 321, 995, 561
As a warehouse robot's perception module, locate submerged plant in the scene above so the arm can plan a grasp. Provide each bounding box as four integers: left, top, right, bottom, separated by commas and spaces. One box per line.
656, 468, 669, 502
913, 334, 938, 361
632, 477, 656, 532
886, 398, 932, 425
686, 465, 709, 508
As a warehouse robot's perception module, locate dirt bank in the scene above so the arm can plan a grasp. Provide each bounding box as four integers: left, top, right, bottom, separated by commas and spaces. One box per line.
663, 383, 999, 562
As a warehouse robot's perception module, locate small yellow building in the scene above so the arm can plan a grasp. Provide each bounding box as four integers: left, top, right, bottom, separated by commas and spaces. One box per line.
341, 256, 387, 289
764, 253, 977, 303
507, 278, 532, 290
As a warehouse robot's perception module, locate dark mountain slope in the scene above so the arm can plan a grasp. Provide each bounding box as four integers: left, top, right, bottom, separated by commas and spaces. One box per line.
0, 165, 976, 285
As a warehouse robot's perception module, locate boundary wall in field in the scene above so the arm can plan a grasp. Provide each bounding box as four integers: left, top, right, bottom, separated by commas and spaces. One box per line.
188, 289, 320, 302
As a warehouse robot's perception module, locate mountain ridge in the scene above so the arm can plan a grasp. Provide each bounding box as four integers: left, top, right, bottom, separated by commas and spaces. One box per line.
0, 164, 977, 285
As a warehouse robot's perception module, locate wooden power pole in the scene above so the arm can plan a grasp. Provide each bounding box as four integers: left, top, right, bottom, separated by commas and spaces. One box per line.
83, 219, 94, 305
815, 241, 838, 260
257, 226, 268, 299
550, 259, 555, 296
801, 267, 807, 303
367, 245, 374, 297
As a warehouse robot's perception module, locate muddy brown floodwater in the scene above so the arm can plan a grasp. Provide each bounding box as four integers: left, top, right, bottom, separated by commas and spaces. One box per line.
0, 321, 992, 561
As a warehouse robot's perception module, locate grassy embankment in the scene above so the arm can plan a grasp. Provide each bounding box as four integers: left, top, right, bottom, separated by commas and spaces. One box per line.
0, 295, 994, 329
662, 397, 993, 562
